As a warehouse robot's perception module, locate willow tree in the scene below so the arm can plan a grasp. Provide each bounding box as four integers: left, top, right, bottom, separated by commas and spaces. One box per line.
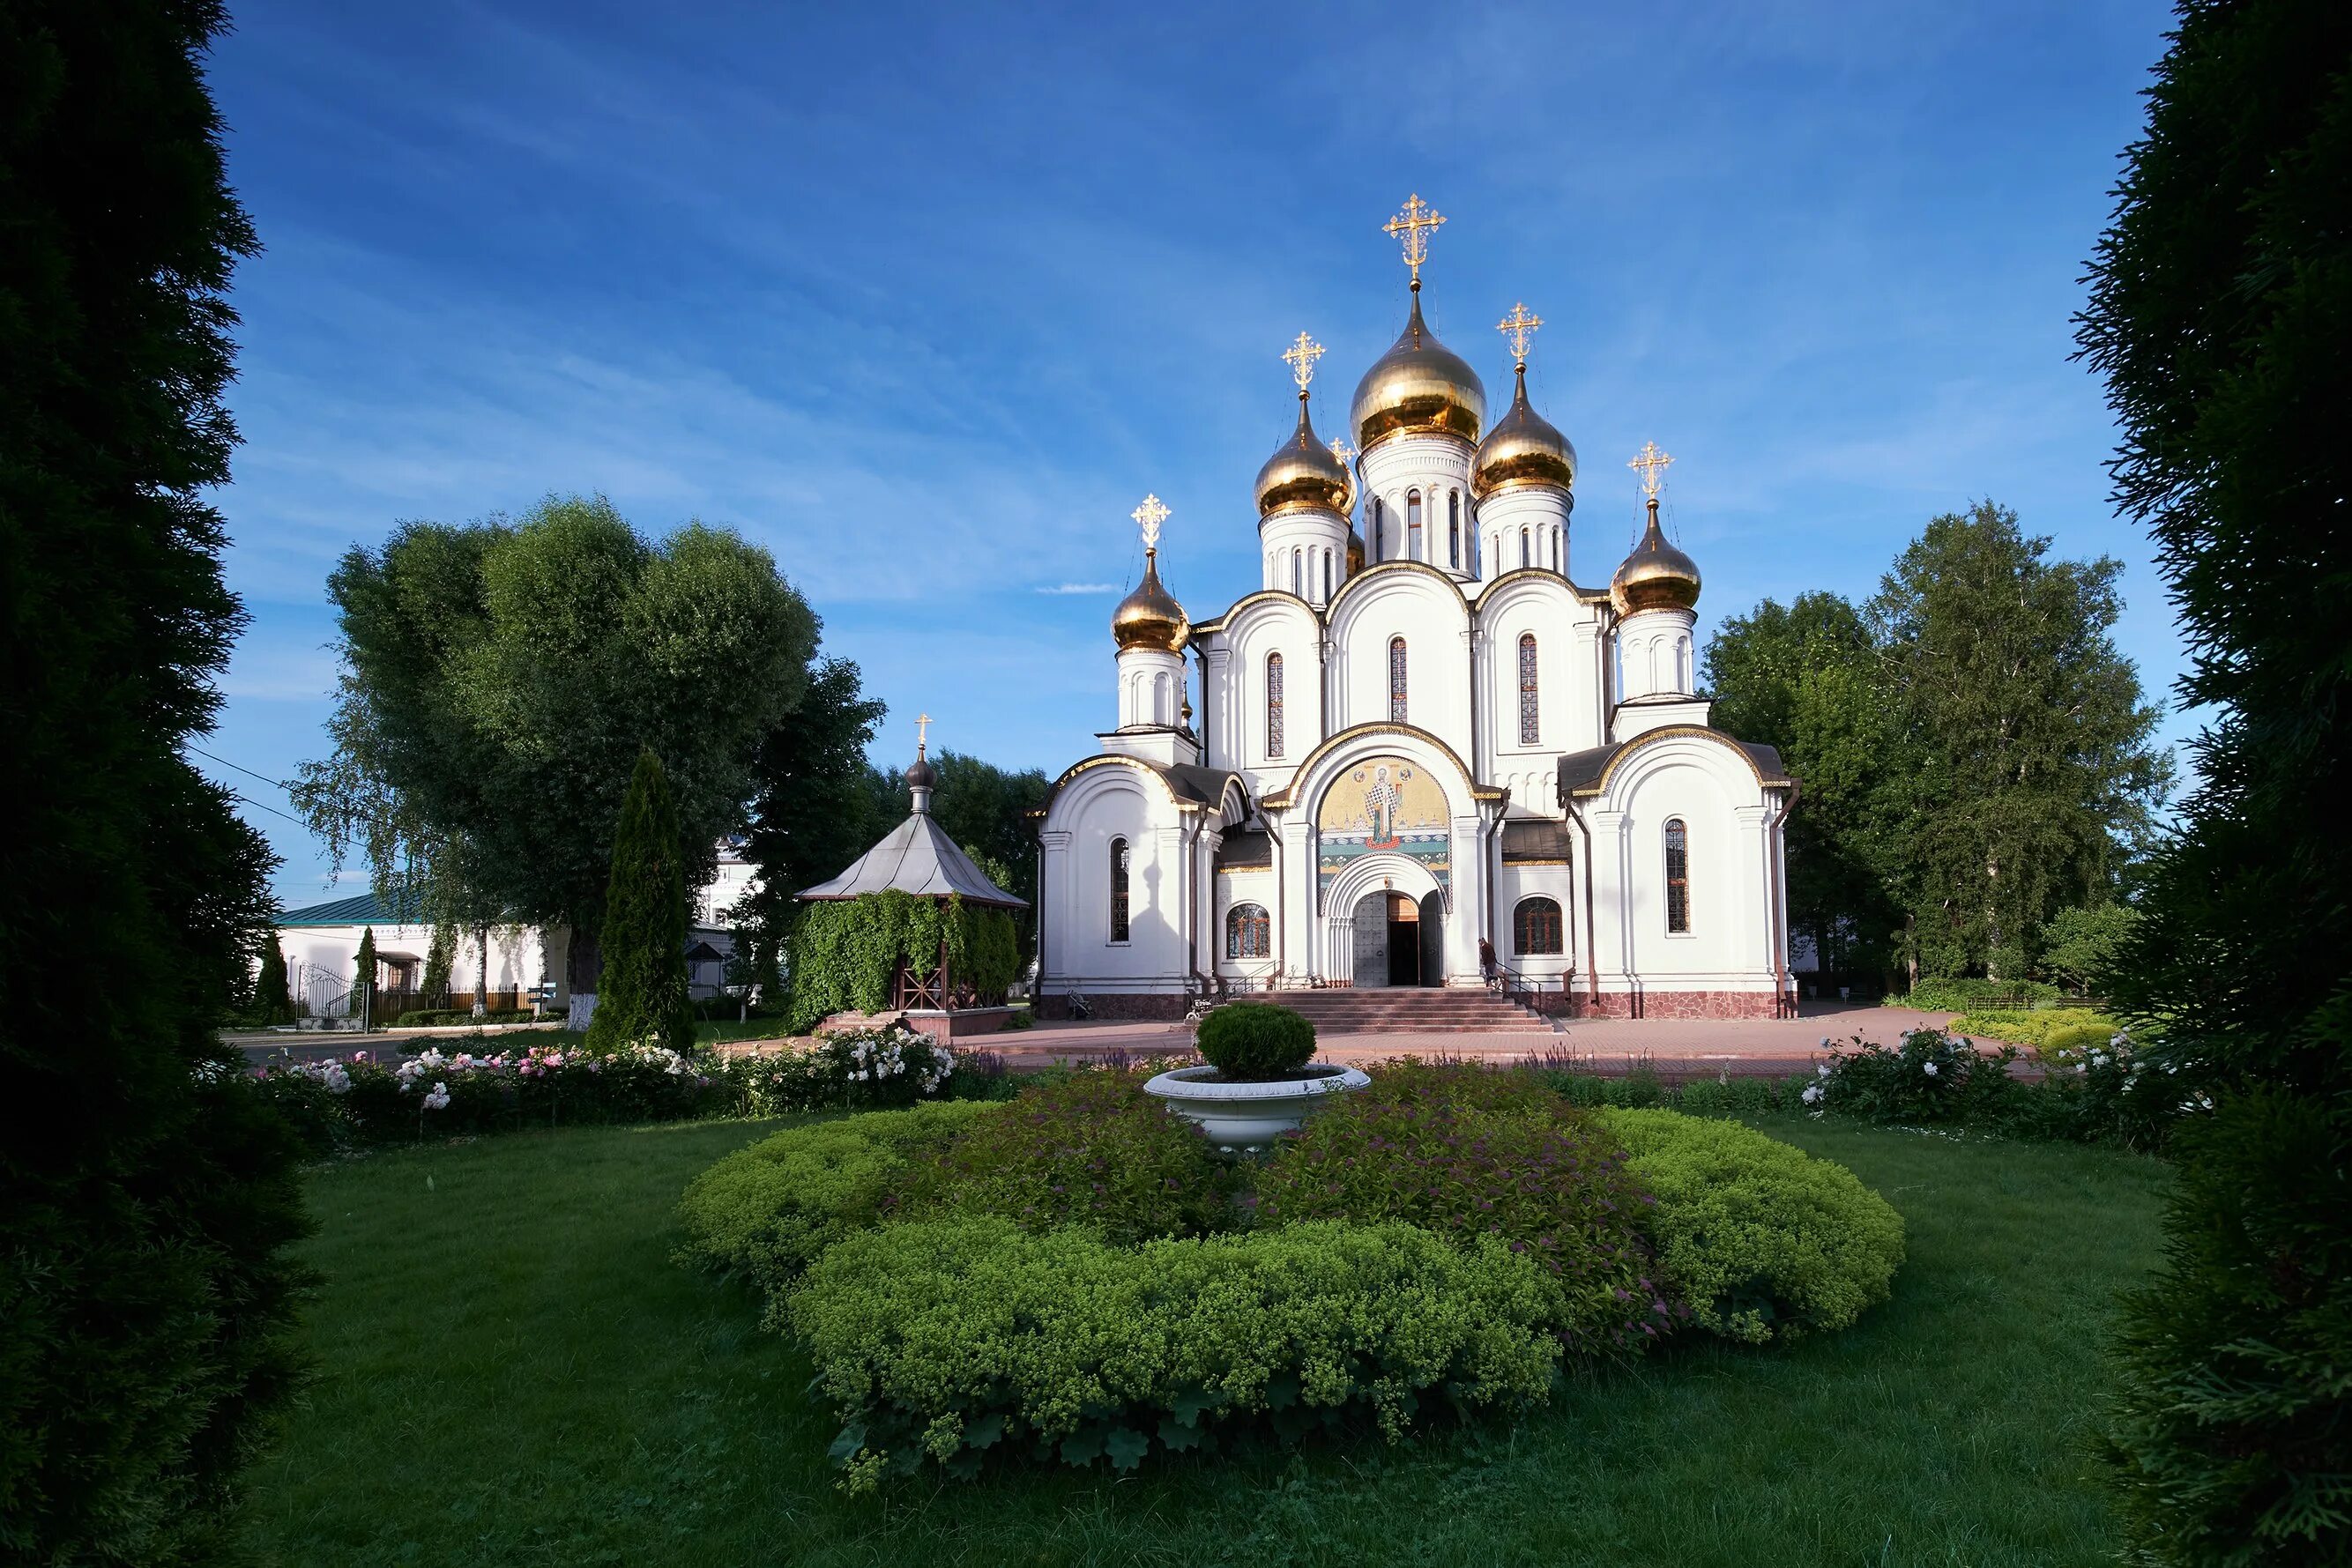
294, 497, 818, 1001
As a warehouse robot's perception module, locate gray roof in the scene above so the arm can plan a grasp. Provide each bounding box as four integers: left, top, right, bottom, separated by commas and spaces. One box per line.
1500, 818, 1573, 862
798, 809, 1027, 909
1557, 731, 1793, 801
1216, 828, 1272, 870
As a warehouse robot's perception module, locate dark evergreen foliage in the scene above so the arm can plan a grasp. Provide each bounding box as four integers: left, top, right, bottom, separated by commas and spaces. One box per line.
354, 925, 378, 995
585, 748, 696, 1054
254, 937, 294, 1025
2077, 1, 2352, 1558
0, 1, 313, 1557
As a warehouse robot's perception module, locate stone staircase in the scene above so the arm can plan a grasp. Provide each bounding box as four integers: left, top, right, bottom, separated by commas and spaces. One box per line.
1250, 985, 1557, 1037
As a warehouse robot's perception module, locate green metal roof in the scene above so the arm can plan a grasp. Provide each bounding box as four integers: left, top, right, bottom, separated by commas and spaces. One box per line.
275, 891, 422, 926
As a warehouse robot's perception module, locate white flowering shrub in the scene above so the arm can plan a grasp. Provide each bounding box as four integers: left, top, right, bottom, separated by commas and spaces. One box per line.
1812, 1028, 2021, 1124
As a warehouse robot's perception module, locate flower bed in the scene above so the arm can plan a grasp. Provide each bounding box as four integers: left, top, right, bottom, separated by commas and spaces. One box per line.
1803, 1025, 2190, 1150
255, 1023, 1001, 1155
680, 1063, 1906, 1490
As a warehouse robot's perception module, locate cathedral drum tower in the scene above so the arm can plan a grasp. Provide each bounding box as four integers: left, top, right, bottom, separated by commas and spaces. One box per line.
1034, 196, 1798, 1022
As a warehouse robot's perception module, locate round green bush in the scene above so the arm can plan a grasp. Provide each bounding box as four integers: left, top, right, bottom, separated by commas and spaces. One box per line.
1195, 1001, 1316, 1079
675, 1100, 1001, 1299
793, 1215, 1562, 1489
1598, 1107, 1906, 1343
1258, 1060, 1672, 1349
893, 1070, 1232, 1243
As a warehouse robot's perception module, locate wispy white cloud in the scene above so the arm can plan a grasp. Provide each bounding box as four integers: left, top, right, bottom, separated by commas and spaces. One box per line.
1034, 582, 1119, 595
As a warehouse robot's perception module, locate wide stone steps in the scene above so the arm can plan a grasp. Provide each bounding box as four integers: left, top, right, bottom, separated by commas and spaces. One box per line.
1239, 988, 1554, 1036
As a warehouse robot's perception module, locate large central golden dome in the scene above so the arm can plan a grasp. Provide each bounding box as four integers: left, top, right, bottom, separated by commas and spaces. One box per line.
1254, 395, 1352, 519
1350, 292, 1486, 450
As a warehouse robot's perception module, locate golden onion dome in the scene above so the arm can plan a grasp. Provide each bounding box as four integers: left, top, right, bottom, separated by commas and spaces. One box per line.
1111, 547, 1189, 653
1254, 395, 1352, 520
1350, 291, 1486, 450
1474, 364, 1577, 496
1611, 500, 1702, 615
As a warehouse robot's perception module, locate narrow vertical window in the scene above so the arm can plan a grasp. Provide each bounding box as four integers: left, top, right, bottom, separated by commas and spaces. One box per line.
1110, 837, 1131, 941
1407, 490, 1423, 560
1291, 548, 1301, 596
1369, 499, 1383, 562
1520, 527, 1530, 568
1664, 819, 1690, 933
1266, 652, 1284, 758
1448, 492, 1461, 568
1388, 636, 1408, 722
1518, 633, 1539, 745
1322, 550, 1332, 602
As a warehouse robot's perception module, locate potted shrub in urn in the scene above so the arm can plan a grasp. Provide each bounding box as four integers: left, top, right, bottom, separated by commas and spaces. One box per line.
1143, 1001, 1369, 1151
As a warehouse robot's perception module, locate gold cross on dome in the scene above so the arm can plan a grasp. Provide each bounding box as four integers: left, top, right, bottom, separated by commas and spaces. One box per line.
1497, 301, 1542, 366
1131, 493, 1170, 551
1382, 193, 1446, 285
1329, 435, 1357, 467
1282, 331, 1325, 391
915, 713, 931, 754
1628, 441, 1675, 500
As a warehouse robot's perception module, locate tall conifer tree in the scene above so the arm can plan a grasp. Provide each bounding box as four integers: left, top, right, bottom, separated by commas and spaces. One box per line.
585, 748, 696, 1053
2078, 1, 2352, 1557
0, 1, 310, 1557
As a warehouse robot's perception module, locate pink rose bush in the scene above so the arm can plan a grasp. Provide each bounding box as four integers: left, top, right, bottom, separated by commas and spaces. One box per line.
252, 1022, 994, 1155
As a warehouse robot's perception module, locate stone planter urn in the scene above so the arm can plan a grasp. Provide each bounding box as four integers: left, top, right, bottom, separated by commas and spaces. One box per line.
1141, 1062, 1371, 1151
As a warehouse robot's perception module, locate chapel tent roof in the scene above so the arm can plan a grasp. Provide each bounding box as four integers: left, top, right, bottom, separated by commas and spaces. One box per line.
798, 739, 1028, 909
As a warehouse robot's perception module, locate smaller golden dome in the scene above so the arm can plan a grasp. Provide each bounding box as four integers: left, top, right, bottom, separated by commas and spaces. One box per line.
1112, 547, 1189, 653
1474, 365, 1577, 496
1350, 291, 1486, 450
1611, 500, 1701, 615
1255, 395, 1351, 519
1345, 524, 1366, 576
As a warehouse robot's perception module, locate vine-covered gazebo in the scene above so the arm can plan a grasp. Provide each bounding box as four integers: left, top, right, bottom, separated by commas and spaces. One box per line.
793, 731, 1027, 1038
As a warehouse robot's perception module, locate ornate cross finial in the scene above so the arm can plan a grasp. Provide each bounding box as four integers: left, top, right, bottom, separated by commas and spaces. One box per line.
1282, 331, 1324, 393
1131, 493, 1170, 552
1497, 301, 1542, 367
1328, 435, 1357, 467
1382, 193, 1446, 288
914, 712, 931, 756
1629, 441, 1675, 501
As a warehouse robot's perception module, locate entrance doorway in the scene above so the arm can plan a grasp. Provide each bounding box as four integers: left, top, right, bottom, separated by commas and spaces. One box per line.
1350, 890, 1444, 987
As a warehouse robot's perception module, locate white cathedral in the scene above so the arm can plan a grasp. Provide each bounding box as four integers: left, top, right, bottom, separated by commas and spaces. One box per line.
1034, 198, 1798, 1020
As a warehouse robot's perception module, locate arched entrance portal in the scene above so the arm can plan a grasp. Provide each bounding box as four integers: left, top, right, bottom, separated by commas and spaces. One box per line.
1349, 890, 1445, 987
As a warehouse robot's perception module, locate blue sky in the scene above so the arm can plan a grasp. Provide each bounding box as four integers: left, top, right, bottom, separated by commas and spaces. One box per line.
200, 0, 2184, 905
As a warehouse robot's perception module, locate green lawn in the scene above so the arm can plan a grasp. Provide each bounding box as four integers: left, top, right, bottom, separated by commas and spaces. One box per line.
240, 1115, 2169, 1567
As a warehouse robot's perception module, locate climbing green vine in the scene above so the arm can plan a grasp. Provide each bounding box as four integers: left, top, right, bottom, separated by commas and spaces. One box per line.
788, 891, 1019, 1026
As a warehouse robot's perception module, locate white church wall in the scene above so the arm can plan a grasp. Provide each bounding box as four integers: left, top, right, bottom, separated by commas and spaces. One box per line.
1494, 863, 1578, 987
1039, 768, 1189, 996
1213, 868, 1280, 985
1217, 597, 1323, 784
1361, 433, 1475, 579
1325, 566, 1473, 760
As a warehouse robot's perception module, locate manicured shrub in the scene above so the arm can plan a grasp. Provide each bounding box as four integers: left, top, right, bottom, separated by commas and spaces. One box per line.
792, 1215, 1563, 1490
1947, 1008, 2125, 1051
1600, 1107, 1906, 1343
1195, 1001, 1316, 1079
1256, 1061, 1673, 1351
1809, 1027, 2021, 1124
1890, 977, 2061, 1012
895, 1070, 1232, 1244
676, 1102, 1001, 1297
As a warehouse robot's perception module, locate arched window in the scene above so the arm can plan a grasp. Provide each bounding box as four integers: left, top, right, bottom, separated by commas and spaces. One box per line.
1226, 902, 1270, 960
1266, 652, 1284, 758
1291, 548, 1301, 596
1388, 636, 1409, 722
1664, 819, 1690, 933
1520, 527, 1530, 568
1515, 896, 1564, 956
1322, 550, 1332, 602
1518, 633, 1539, 745
1110, 837, 1131, 942
1407, 490, 1423, 560
1369, 498, 1383, 562
1448, 492, 1461, 568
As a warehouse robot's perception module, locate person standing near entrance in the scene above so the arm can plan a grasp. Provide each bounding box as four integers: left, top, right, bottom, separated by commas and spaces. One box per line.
1478, 936, 1497, 984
